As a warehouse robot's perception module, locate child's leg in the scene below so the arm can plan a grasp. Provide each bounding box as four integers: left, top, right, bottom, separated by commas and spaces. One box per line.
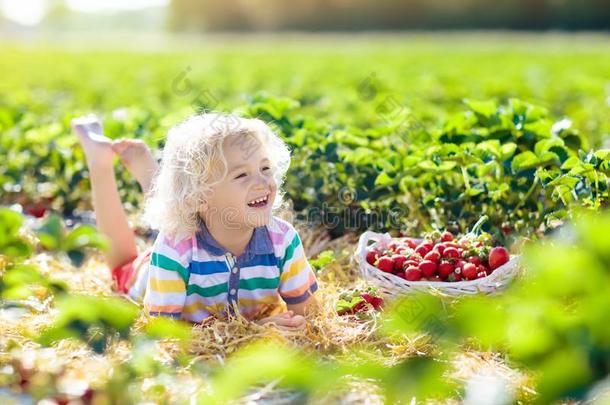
111, 139, 159, 195
71, 115, 154, 269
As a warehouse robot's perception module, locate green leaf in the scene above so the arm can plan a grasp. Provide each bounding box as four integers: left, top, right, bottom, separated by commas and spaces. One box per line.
511, 151, 539, 173
35, 214, 63, 250
63, 225, 109, 252
145, 317, 192, 342
535, 138, 565, 157
375, 171, 394, 186
464, 99, 497, 119
594, 149, 610, 160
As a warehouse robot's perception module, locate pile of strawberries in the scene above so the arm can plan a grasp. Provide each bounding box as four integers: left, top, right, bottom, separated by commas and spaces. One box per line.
365, 230, 510, 282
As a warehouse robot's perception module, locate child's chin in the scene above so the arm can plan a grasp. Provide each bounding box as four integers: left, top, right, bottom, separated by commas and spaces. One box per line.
244, 210, 271, 227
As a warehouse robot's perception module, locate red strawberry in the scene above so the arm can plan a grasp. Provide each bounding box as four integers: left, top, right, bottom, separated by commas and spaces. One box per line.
388, 242, 400, 252
438, 261, 454, 279
25, 204, 47, 218
403, 259, 420, 269
441, 231, 454, 242
361, 293, 384, 310
392, 255, 408, 273
404, 266, 422, 281
443, 247, 460, 259
415, 243, 432, 257
476, 271, 487, 279
395, 247, 408, 255
435, 244, 446, 255
467, 256, 482, 266
447, 271, 462, 282
454, 260, 466, 270
376, 256, 394, 273
424, 250, 440, 263
405, 238, 419, 249
462, 263, 478, 280
418, 260, 437, 278
489, 247, 510, 270
366, 250, 379, 265
428, 275, 442, 282
479, 264, 491, 275
351, 301, 367, 314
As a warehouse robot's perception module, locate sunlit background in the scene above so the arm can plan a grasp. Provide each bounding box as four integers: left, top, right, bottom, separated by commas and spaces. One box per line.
2, 0, 609, 33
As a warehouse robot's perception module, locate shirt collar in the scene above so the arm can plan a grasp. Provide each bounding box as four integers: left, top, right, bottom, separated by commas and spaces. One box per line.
196, 217, 274, 259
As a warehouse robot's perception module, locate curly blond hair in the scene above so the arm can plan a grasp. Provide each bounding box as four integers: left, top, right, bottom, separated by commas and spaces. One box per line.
143, 113, 291, 238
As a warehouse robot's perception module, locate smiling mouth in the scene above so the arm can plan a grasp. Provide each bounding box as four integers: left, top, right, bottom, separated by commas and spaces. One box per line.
247, 194, 270, 208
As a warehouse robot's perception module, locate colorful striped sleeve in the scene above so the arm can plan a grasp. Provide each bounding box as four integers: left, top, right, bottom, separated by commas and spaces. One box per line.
278, 227, 318, 305
143, 232, 191, 319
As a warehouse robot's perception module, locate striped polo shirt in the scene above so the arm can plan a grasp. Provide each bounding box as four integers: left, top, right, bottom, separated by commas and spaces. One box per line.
142, 216, 318, 323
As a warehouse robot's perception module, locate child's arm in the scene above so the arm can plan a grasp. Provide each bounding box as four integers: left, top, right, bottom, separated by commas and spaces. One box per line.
278, 228, 319, 317
287, 294, 318, 316
142, 233, 190, 319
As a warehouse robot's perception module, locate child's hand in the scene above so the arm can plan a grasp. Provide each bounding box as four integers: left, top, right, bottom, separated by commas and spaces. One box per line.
255, 310, 305, 329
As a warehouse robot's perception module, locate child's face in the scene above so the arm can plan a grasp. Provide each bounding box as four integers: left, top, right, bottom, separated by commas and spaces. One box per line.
204, 133, 278, 229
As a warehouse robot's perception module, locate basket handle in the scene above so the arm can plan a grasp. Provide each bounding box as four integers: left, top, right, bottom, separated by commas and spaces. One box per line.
355, 230, 392, 262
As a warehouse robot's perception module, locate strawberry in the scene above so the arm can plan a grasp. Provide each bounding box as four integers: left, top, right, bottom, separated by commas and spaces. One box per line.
479, 264, 491, 275
443, 247, 460, 259
351, 301, 367, 313
418, 260, 437, 278
392, 255, 408, 273
435, 244, 446, 255
467, 256, 481, 266
404, 266, 422, 281
395, 247, 408, 255
25, 204, 47, 218
415, 242, 432, 257
424, 250, 440, 263
376, 256, 394, 273
442, 242, 460, 249
405, 238, 419, 249
447, 271, 462, 282
489, 247, 510, 270
476, 271, 487, 279
361, 293, 384, 311
366, 249, 379, 265
441, 231, 454, 242
438, 261, 454, 279
403, 259, 420, 269
462, 263, 478, 280
454, 260, 466, 270
388, 242, 400, 252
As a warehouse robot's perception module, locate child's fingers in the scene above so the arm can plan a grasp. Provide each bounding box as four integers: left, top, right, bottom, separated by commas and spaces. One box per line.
290, 315, 305, 327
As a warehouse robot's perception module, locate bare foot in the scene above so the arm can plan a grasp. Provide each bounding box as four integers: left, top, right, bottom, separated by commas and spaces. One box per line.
111, 139, 159, 193
71, 115, 114, 171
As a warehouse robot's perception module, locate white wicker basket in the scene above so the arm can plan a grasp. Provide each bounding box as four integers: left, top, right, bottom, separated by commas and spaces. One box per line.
355, 230, 522, 297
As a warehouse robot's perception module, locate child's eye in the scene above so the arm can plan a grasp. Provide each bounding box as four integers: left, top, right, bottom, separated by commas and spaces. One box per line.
262, 166, 271, 171
235, 173, 247, 179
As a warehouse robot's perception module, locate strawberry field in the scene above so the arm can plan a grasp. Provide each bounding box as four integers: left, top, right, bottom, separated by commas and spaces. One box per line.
1, 34, 610, 404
